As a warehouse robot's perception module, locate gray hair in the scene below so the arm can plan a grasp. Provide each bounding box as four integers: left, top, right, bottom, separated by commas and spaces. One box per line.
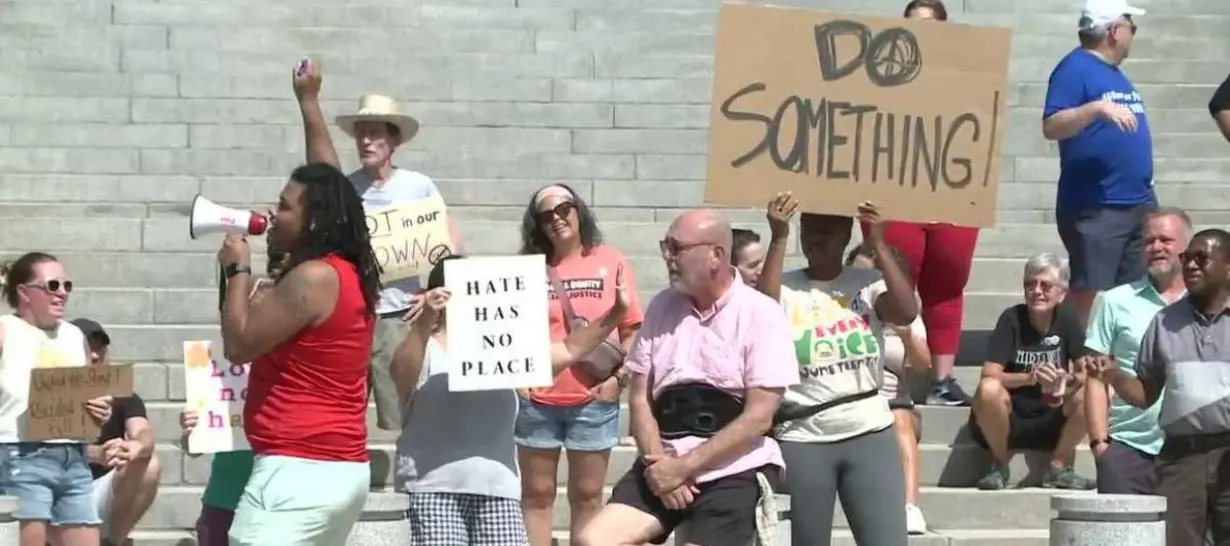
1023, 253, 1070, 288
1077, 18, 1108, 48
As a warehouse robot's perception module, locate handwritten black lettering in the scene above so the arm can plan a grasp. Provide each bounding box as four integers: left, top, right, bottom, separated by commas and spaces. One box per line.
720, 83, 993, 191
813, 20, 921, 87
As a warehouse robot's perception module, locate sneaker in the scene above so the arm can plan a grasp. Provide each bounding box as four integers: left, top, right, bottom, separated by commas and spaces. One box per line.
927, 375, 973, 406
1042, 466, 1096, 490
905, 502, 928, 535
976, 464, 1010, 490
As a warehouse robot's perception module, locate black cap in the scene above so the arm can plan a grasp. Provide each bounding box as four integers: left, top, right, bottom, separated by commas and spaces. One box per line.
71, 318, 111, 346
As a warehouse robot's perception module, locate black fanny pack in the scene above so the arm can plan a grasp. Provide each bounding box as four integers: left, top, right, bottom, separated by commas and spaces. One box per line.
771, 389, 879, 427
653, 383, 745, 439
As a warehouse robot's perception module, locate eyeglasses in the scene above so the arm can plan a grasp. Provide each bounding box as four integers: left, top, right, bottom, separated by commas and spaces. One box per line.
659, 238, 714, 258
25, 279, 73, 294
536, 201, 576, 224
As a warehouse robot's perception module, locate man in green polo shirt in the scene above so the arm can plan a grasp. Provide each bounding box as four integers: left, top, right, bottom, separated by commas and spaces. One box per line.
1083, 207, 1190, 493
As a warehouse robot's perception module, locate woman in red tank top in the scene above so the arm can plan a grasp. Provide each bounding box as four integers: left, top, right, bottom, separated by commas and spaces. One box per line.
214, 162, 381, 546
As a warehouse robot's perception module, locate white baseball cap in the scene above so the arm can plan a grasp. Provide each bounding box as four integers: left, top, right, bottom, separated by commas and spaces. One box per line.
1080, 0, 1146, 31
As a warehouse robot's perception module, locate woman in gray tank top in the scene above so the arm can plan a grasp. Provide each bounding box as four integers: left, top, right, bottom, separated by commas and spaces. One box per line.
390, 256, 631, 545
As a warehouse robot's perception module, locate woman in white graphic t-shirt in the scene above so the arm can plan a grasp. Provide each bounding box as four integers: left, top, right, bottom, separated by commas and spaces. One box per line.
757, 194, 920, 546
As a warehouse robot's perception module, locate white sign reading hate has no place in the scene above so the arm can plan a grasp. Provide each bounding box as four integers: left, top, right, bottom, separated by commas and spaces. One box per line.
445, 255, 553, 392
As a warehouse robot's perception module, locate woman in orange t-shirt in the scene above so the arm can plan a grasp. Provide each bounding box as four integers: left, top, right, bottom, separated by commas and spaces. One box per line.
514, 184, 644, 545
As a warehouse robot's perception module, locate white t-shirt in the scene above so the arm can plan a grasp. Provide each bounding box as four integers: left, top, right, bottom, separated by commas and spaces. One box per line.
0, 316, 88, 443
776, 267, 894, 443
349, 167, 442, 315
882, 315, 926, 375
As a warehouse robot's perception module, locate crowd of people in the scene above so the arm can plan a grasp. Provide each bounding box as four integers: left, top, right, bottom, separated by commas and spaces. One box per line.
3, 0, 1230, 544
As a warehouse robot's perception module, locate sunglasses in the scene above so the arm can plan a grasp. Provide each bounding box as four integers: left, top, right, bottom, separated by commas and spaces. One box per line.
1181, 251, 1213, 267
25, 279, 73, 294
536, 201, 576, 224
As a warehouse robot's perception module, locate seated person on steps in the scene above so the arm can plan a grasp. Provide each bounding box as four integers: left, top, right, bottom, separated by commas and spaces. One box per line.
76, 318, 160, 546
968, 253, 1096, 490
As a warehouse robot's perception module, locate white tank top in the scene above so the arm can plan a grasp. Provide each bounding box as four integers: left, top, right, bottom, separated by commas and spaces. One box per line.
0, 315, 87, 442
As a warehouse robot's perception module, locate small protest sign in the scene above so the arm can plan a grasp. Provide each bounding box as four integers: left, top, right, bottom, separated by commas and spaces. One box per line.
704, 4, 1012, 228
26, 365, 134, 441
444, 255, 553, 392
366, 195, 453, 283
182, 340, 250, 454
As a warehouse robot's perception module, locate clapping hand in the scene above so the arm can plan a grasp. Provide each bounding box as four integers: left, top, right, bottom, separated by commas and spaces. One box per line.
611, 263, 630, 317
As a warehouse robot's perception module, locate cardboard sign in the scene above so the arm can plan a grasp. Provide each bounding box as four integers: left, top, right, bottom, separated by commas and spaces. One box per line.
704, 4, 1012, 228
182, 340, 250, 454
366, 195, 453, 283
26, 365, 134, 441
444, 255, 553, 392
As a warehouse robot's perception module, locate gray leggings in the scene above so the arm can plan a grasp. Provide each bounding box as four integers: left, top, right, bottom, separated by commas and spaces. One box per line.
781, 426, 908, 546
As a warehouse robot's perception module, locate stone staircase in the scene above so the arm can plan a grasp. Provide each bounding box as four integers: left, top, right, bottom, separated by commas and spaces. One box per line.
1, 0, 1228, 544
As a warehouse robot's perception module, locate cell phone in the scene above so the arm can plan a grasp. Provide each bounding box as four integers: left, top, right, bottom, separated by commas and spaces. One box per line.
296, 58, 309, 76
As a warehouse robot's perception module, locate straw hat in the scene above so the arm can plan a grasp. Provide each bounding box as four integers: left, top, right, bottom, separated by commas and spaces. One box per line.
335, 94, 420, 143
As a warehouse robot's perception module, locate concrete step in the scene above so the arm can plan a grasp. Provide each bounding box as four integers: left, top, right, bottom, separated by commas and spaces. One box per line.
134, 484, 1076, 533
160, 437, 1095, 495
35, 284, 1023, 341
126, 527, 1051, 546
547, 528, 1051, 546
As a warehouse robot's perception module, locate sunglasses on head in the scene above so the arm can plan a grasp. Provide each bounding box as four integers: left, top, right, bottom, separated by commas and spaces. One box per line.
536, 201, 576, 224
26, 279, 73, 294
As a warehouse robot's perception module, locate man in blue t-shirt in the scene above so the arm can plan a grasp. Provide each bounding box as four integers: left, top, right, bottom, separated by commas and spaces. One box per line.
1042, 0, 1156, 326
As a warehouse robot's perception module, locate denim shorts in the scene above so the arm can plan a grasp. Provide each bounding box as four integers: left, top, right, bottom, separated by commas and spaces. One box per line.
0, 443, 100, 526
514, 397, 620, 452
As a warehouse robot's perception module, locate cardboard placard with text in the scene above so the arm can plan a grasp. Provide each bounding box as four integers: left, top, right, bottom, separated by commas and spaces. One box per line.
367, 195, 453, 283
704, 4, 1012, 228
182, 340, 250, 454
444, 255, 553, 392
26, 365, 134, 441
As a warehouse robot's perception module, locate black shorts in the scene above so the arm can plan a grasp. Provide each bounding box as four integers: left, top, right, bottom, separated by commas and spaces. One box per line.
607, 459, 776, 546
968, 401, 1067, 452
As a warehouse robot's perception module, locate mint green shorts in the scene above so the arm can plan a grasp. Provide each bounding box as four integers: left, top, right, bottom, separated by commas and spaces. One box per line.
228, 455, 369, 546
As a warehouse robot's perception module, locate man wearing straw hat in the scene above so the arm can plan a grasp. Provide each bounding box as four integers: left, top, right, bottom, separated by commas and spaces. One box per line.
291, 58, 463, 431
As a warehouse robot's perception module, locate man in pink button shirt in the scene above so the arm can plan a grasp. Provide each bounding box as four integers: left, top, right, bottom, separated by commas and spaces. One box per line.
576, 209, 799, 546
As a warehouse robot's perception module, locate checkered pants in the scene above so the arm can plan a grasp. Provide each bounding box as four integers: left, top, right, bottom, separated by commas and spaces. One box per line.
407, 492, 527, 546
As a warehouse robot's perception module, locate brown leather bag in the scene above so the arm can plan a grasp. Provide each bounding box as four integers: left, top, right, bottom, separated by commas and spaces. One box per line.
547, 267, 624, 380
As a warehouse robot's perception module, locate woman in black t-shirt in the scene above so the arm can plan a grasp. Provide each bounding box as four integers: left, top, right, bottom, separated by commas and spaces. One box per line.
967, 253, 1096, 491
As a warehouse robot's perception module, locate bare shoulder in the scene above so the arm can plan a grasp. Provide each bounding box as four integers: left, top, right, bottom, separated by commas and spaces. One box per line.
275, 260, 339, 311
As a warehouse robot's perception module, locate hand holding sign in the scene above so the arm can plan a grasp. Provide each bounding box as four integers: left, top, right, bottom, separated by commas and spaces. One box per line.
85, 395, 114, 425
420, 287, 451, 325
857, 201, 886, 244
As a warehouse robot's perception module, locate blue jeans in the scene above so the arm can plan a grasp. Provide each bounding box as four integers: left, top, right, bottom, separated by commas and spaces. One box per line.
514, 398, 620, 452
0, 443, 99, 526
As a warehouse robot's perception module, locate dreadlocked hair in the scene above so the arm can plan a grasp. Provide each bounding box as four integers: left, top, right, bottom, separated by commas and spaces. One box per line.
280, 163, 382, 316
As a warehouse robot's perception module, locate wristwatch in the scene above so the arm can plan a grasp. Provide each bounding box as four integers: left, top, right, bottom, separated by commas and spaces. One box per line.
224, 263, 253, 279
614, 371, 630, 388
1089, 438, 1110, 450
